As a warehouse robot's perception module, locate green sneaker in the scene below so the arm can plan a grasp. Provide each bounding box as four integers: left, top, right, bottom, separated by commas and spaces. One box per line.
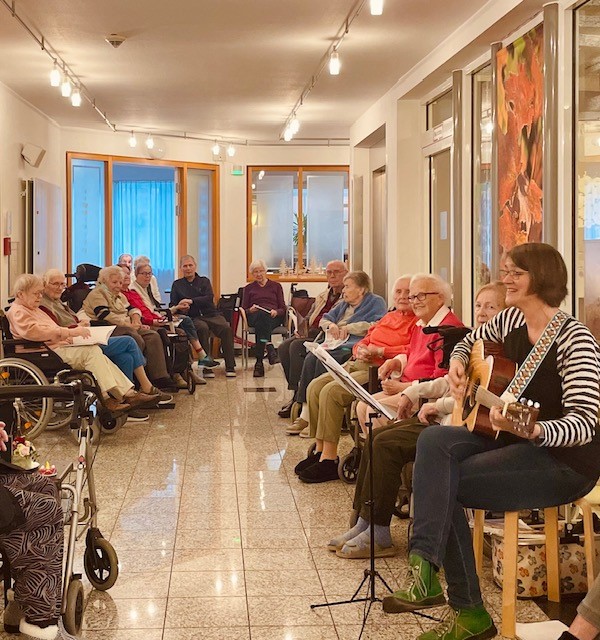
417, 606, 497, 640
383, 553, 446, 613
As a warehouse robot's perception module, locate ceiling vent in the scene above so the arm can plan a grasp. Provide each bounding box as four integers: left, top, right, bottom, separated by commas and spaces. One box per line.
105, 34, 126, 48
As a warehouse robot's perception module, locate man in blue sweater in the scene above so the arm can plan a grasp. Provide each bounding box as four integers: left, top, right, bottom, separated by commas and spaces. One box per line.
170, 255, 236, 377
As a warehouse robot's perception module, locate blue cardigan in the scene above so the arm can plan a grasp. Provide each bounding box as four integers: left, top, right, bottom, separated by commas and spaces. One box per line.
322, 292, 387, 348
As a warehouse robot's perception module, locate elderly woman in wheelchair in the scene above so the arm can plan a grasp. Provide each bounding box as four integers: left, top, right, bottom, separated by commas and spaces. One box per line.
0, 422, 76, 640
7, 274, 159, 414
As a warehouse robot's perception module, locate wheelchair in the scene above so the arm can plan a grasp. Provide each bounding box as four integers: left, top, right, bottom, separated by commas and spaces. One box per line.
0, 311, 128, 439
0, 381, 119, 636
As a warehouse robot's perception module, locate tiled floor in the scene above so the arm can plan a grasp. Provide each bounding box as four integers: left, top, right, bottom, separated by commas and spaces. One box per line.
1, 362, 553, 639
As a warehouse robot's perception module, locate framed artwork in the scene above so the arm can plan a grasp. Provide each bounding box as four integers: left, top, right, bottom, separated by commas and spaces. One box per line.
496, 23, 544, 263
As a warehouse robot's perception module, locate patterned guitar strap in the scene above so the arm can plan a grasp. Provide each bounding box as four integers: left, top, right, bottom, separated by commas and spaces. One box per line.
505, 309, 570, 401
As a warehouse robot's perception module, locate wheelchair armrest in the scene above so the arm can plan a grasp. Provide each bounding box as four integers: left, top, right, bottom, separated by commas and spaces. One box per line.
2, 338, 47, 349
238, 307, 248, 330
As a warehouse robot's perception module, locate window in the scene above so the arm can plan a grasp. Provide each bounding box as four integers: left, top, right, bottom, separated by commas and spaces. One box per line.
67, 154, 219, 294
247, 166, 349, 280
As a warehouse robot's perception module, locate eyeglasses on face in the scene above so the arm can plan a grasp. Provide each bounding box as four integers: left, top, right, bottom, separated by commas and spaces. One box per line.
48, 282, 66, 288
499, 269, 527, 280
139, 271, 153, 276
407, 292, 439, 303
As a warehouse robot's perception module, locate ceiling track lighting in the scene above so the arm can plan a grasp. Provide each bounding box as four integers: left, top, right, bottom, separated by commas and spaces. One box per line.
145, 135, 155, 150
128, 132, 137, 148
71, 86, 81, 107
60, 74, 72, 98
290, 117, 300, 135
329, 51, 341, 76
370, 0, 384, 15
283, 127, 293, 142
227, 144, 236, 157
49, 62, 60, 87
212, 142, 220, 155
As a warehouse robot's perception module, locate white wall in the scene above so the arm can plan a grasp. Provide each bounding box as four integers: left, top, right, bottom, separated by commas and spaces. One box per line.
59, 128, 348, 298
0, 82, 61, 303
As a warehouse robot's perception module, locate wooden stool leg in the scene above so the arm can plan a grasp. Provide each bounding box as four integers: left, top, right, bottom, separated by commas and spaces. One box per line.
544, 507, 560, 603
502, 511, 519, 639
576, 498, 596, 589
473, 509, 485, 577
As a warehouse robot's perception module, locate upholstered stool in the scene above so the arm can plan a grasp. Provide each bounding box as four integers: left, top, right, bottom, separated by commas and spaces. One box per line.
472, 498, 596, 639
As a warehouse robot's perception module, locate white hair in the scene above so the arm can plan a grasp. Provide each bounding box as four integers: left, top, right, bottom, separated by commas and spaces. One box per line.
42, 268, 65, 285
133, 255, 151, 269
13, 273, 43, 296
98, 265, 125, 284
249, 259, 267, 273
410, 273, 453, 307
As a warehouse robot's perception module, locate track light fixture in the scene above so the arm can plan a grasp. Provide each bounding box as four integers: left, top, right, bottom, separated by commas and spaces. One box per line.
227, 144, 236, 157
370, 0, 384, 15
283, 127, 293, 142
290, 117, 300, 135
50, 62, 60, 87
71, 86, 81, 107
60, 74, 72, 98
329, 51, 341, 75
212, 142, 220, 155
145, 135, 154, 150
128, 132, 137, 148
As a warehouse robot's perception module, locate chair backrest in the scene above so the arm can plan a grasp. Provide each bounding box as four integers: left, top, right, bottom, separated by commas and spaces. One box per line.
290, 295, 315, 319
218, 291, 241, 324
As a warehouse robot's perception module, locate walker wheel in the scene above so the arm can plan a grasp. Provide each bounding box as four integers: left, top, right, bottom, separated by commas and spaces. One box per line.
307, 442, 317, 457
186, 369, 196, 395
338, 449, 360, 484
63, 578, 84, 635
290, 402, 301, 422
84, 537, 119, 591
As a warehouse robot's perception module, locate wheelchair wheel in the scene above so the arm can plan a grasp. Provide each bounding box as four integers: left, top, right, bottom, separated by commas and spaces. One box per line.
84, 537, 119, 591
290, 402, 301, 422
307, 442, 317, 457
338, 449, 360, 484
186, 369, 196, 395
0, 358, 52, 440
63, 577, 84, 635
46, 401, 74, 431
99, 412, 127, 434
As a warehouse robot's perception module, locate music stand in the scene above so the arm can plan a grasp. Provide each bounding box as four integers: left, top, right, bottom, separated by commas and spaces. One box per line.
305, 343, 396, 636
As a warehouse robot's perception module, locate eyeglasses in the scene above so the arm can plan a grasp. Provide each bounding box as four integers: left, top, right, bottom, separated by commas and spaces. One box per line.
48, 282, 66, 289
499, 269, 528, 280
407, 292, 439, 303
138, 271, 153, 276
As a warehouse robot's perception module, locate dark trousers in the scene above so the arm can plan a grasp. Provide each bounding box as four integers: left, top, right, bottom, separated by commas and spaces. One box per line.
296, 348, 351, 403
410, 425, 596, 610
278, 329, 320, 391
247, 311, 283, 361
352, 418, 425, 525
192, 314, 236, 369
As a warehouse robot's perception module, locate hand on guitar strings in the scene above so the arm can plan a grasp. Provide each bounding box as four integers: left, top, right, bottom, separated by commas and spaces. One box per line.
488, 406, 541, 440
448, 359, 467, 402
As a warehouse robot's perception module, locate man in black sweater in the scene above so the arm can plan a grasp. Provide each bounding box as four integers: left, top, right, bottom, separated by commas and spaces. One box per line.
170, 255, 236, 377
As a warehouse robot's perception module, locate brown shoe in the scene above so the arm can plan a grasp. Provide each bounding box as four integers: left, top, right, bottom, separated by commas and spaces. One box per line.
172, 373, 188, 389
125, 391, 159, 409
104, 397, 131, 412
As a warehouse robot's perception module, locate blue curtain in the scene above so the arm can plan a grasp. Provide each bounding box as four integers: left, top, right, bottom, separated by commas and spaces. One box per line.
112, 181, 175, 294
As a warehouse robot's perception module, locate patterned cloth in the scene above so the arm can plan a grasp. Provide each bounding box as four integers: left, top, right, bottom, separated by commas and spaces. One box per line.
0, 473, 63, 625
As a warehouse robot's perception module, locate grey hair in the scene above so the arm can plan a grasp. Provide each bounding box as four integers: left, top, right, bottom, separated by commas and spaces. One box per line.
13, 273, 43, 296
249, 259, 267, 273
134, 263, 153, 276
133, 255, 151, 269
326, 260, 348, 272
179, 254, 197, 267
117, 253, 132, 265
410, 273, 453, 307
42, 268, 65, 285
98, 265, 125, 284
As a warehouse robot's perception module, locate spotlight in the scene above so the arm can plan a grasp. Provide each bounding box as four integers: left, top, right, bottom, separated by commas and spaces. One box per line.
128, 132, 137, 148
145, 135, 154, 150
212, 142, 220, 155
370, 0, 384, 15
227, 144, 235, 157
329, 51, 341, 75
283, 127, 293, 142
71, 87, 81, 107
61, 75, 72, 98
290, 117, 300, 134
50, 63, 60, 87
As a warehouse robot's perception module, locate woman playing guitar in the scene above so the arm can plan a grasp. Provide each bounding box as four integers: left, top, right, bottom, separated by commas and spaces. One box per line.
384, 243, 600, 640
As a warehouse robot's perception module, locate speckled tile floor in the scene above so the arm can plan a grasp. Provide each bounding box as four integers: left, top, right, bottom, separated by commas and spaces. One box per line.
0, 361, 558, 639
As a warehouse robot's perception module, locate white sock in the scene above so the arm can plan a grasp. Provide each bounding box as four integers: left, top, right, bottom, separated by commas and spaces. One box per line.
300, 403, 309, 421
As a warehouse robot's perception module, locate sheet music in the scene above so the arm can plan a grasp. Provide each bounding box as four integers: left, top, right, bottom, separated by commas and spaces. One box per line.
67, 325, 115, 347
304, 342, 395, 421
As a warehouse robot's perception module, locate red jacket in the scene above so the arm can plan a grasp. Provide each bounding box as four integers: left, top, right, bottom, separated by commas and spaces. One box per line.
352, 309, 417, 365
122, 289, 162, 326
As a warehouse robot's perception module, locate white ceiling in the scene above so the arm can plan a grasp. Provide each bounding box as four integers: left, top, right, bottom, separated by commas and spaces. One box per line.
0, 0, 503, 143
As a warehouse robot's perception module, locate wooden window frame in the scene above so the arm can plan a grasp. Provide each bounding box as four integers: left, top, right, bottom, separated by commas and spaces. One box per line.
66, 152, 221, 295
246, 164, 349, 282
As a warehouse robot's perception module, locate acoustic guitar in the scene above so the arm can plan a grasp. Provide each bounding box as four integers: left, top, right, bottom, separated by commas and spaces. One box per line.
450, 339, 540, 439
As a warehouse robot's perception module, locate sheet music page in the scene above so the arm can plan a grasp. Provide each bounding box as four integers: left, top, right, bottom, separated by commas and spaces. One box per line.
68, 325, 115, 346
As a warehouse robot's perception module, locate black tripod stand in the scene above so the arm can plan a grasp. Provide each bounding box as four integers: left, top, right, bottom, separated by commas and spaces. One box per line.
310, 410, 394, 638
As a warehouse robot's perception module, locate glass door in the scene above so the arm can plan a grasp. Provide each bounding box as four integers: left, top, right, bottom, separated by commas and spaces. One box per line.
186, 168, 214, 281
429, 149, 453, 298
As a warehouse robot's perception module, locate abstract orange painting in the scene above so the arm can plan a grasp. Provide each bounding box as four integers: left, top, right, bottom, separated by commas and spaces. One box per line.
496, 23, 544, 261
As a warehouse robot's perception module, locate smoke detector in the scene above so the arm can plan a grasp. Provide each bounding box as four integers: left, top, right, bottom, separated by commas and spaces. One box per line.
105, 34, 126, 48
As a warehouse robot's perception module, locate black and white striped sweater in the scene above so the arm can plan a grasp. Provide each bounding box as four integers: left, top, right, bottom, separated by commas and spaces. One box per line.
451, 306, 600, 480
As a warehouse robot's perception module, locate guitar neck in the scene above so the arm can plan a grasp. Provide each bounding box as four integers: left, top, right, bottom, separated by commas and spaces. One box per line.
475, 386, 505, 410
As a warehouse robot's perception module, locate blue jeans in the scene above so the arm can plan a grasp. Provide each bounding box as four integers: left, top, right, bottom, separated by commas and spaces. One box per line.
177, 316, 199, 342
101, 335, 146, 382
410, 425, 596, 610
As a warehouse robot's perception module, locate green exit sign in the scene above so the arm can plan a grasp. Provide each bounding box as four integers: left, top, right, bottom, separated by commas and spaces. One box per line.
231, 165, 244, 176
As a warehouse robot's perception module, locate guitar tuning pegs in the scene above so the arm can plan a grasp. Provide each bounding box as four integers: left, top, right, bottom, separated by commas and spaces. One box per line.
533, 402, 540, 409
527, 399, 534, 407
